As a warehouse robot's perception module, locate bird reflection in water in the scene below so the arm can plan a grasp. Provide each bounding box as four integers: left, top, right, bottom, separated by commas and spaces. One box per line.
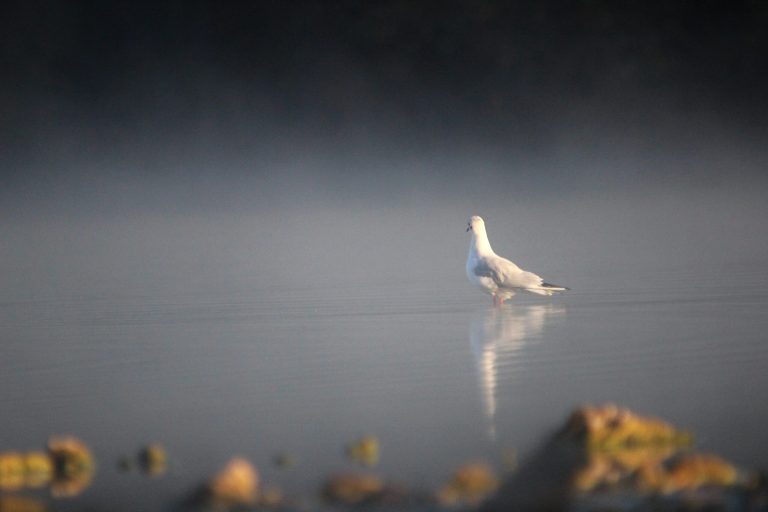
469, 305, 565, 440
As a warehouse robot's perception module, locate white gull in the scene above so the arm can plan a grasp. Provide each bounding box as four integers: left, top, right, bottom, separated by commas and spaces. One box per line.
466, 215, 568, 305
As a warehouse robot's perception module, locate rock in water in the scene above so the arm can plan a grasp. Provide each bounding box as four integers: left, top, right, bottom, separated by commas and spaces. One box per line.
559, 403, 692, 449
483, 404, 760, 512
207, 457, 259, 507
322, 473, 384, 504
436, 461, 499, 506
0, 495, 49, 512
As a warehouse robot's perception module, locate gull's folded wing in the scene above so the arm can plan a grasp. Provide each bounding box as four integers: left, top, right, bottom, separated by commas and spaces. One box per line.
474, 256, 538, 289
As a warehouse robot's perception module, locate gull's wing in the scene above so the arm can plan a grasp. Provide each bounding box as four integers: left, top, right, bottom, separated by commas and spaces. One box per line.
474, 255, 543, 290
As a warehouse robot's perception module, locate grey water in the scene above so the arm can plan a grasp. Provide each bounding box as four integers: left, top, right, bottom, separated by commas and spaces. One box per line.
1, 207, 768, 511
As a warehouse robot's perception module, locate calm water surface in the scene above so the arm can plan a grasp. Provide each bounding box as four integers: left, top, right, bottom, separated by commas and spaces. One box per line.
1, 264, 767, 510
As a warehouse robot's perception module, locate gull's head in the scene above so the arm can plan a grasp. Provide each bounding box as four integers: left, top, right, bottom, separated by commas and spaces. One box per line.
466, 215, 485, 233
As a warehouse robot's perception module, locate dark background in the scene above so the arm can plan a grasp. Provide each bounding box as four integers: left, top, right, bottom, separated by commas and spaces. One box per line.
2, 1, 767, 217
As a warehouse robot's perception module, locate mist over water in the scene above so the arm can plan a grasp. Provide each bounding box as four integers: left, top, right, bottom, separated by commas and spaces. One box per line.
2, 163, 767, 301
3, 1, 767, 295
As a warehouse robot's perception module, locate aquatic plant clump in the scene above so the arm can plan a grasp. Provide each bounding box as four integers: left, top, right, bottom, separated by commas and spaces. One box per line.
0, 452, 26, 491
1, 440, 92, 497
23, 452, 53, 489
139, 444, 168, 477
345, 435, 380, 467
47, 436, 95, 498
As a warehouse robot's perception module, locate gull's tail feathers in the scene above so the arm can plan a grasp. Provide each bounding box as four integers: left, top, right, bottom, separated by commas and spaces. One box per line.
525, 282, 570, 296
542, 282, 570, 291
